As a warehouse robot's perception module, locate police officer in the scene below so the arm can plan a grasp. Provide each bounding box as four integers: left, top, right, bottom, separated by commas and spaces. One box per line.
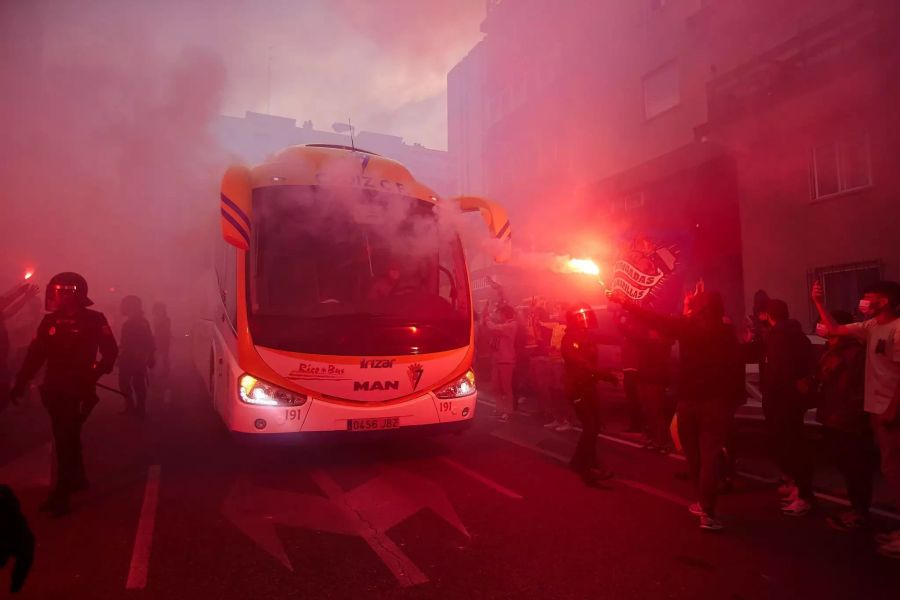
9, 273, 118, 517
562, 303, 617, 486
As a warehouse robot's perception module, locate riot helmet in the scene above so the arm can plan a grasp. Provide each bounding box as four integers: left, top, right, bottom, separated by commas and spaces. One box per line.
565, 303, 599, 329
45, 272, 94, 312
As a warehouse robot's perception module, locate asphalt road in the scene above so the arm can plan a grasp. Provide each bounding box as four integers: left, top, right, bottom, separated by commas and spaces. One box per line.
2, 356, 899, 599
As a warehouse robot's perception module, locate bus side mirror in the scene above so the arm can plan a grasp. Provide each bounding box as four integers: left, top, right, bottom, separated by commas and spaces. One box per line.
451, 196, 512, 263
220, 166, 252, 251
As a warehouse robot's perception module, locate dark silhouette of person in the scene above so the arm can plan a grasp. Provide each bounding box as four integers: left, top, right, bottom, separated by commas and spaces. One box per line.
10, 272, 118, 517
0, 484, 35, 593
118, 295, 155, 418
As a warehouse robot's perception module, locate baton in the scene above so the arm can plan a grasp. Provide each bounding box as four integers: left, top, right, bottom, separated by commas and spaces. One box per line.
95, 382, 130, 398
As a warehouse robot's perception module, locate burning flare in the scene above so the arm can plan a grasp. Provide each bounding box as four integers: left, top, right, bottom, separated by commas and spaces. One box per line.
24, 270, 34, 281
562, 257, 601, 277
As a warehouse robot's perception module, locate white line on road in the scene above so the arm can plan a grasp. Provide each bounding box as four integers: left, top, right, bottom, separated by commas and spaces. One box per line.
126, 465, 162, 590
309, 469, 429, 588
437, 456, 523, 499
490, 429, 691, 507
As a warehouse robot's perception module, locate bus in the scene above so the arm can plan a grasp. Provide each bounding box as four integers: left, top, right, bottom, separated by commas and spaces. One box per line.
197, 144, 510, 436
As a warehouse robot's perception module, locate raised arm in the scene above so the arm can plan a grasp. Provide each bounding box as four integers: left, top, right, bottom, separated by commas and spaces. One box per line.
608, 290, 688, 339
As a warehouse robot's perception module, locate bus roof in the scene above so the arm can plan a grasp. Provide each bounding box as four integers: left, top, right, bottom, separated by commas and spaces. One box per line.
247, 143, 440, 204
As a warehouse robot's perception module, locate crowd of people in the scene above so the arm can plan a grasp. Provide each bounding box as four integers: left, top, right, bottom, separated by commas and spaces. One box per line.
477, 279, 900, 558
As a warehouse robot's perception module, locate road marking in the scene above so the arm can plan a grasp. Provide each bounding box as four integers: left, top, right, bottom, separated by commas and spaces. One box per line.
309, 469, 429, 587
480, 398, 900, 521
437, 457, 523, 499
490, 428, 692, 510
126, 465, 162, 590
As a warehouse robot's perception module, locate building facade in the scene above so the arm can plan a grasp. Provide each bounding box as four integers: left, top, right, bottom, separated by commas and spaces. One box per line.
449, 0, 900, 321
696, 0, 900, 323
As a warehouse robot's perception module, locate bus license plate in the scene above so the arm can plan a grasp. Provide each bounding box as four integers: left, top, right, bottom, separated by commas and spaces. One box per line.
346, 417, 400, 431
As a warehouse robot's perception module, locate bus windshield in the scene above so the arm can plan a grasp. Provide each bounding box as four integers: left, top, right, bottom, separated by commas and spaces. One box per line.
247, 185, 471, 356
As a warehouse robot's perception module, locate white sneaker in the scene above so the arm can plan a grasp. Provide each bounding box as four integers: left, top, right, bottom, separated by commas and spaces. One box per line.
543, 420, 561, 429
782, 498, 812, 517
875, 529, 900, 544
877, 538, 900, 559
555, 420, 574, 432
699, 514, 724, 531
497, 413, 511, 423
688, 502, 703, 516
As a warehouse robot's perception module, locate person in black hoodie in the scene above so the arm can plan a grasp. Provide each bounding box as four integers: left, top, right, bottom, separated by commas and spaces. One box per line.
815, 310, 873, 531
761, 299, 815, 516
610, 288, 743, 531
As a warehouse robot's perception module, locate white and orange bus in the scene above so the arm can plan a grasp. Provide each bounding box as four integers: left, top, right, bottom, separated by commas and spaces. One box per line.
195, 144, 510, 437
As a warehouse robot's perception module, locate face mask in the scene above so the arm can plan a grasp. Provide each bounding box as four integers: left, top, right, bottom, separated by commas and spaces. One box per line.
815, 323, 828, 337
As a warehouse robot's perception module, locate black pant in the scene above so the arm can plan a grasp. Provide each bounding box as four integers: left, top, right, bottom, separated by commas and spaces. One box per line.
40, 388, 88, 498
119, 364, 147, 414
764, 399, 814, 501
677, 401, 731, 516
623, 370, 643, 431
570, 381, 601, 472
827, 427, 875, 514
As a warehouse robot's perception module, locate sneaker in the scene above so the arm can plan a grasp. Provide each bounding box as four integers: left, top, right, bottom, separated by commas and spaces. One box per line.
877, 538, 900, 559
699, 514, 724, 531
497, 413, 511, 423
543, 420, 562, 429
688, 502, 704, 516
875, 530, 900, 544
826, 511, 868, 533
782, 498, 812, 517
555, 420, 574, 432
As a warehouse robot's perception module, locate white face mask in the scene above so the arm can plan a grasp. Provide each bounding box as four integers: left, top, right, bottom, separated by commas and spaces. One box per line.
815, 323, 828, 337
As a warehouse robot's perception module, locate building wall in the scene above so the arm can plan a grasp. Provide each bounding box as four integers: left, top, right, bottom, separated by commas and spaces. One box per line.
448, 41, 487, 196
698, 0, 900, 324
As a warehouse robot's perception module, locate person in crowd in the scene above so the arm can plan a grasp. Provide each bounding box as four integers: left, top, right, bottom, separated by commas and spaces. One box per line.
542, 304, 573, 431
0, 282, 40, 414
151, 302, 171, 379
619, 320, 644, 435
610, 287, 743, 531
0, 484, 34, 594
813, 280, 900, 559
483, 303, 518, 423
638, 327, 674, 453
118, 295, 155, 418
814, 310, 873, 532
562, 303, 617, 486
760, 299, 815, 517
10, 272, 118, 517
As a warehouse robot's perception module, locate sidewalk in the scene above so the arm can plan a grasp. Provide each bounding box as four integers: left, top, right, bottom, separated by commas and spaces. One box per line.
478, 388, 899, 520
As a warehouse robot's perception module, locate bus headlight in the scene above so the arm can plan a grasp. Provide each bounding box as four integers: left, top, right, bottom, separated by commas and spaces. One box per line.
435, 370, 476, 399
239, 374, 307, 407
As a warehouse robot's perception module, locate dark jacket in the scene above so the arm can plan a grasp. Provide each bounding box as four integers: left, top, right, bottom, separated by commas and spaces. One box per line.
815, 338, 867, 432
761, 319, 813, 406
120, 316, 155, 369
561, 328, 599, 389
15, 308, 118, 391
624, 306, 743, 406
